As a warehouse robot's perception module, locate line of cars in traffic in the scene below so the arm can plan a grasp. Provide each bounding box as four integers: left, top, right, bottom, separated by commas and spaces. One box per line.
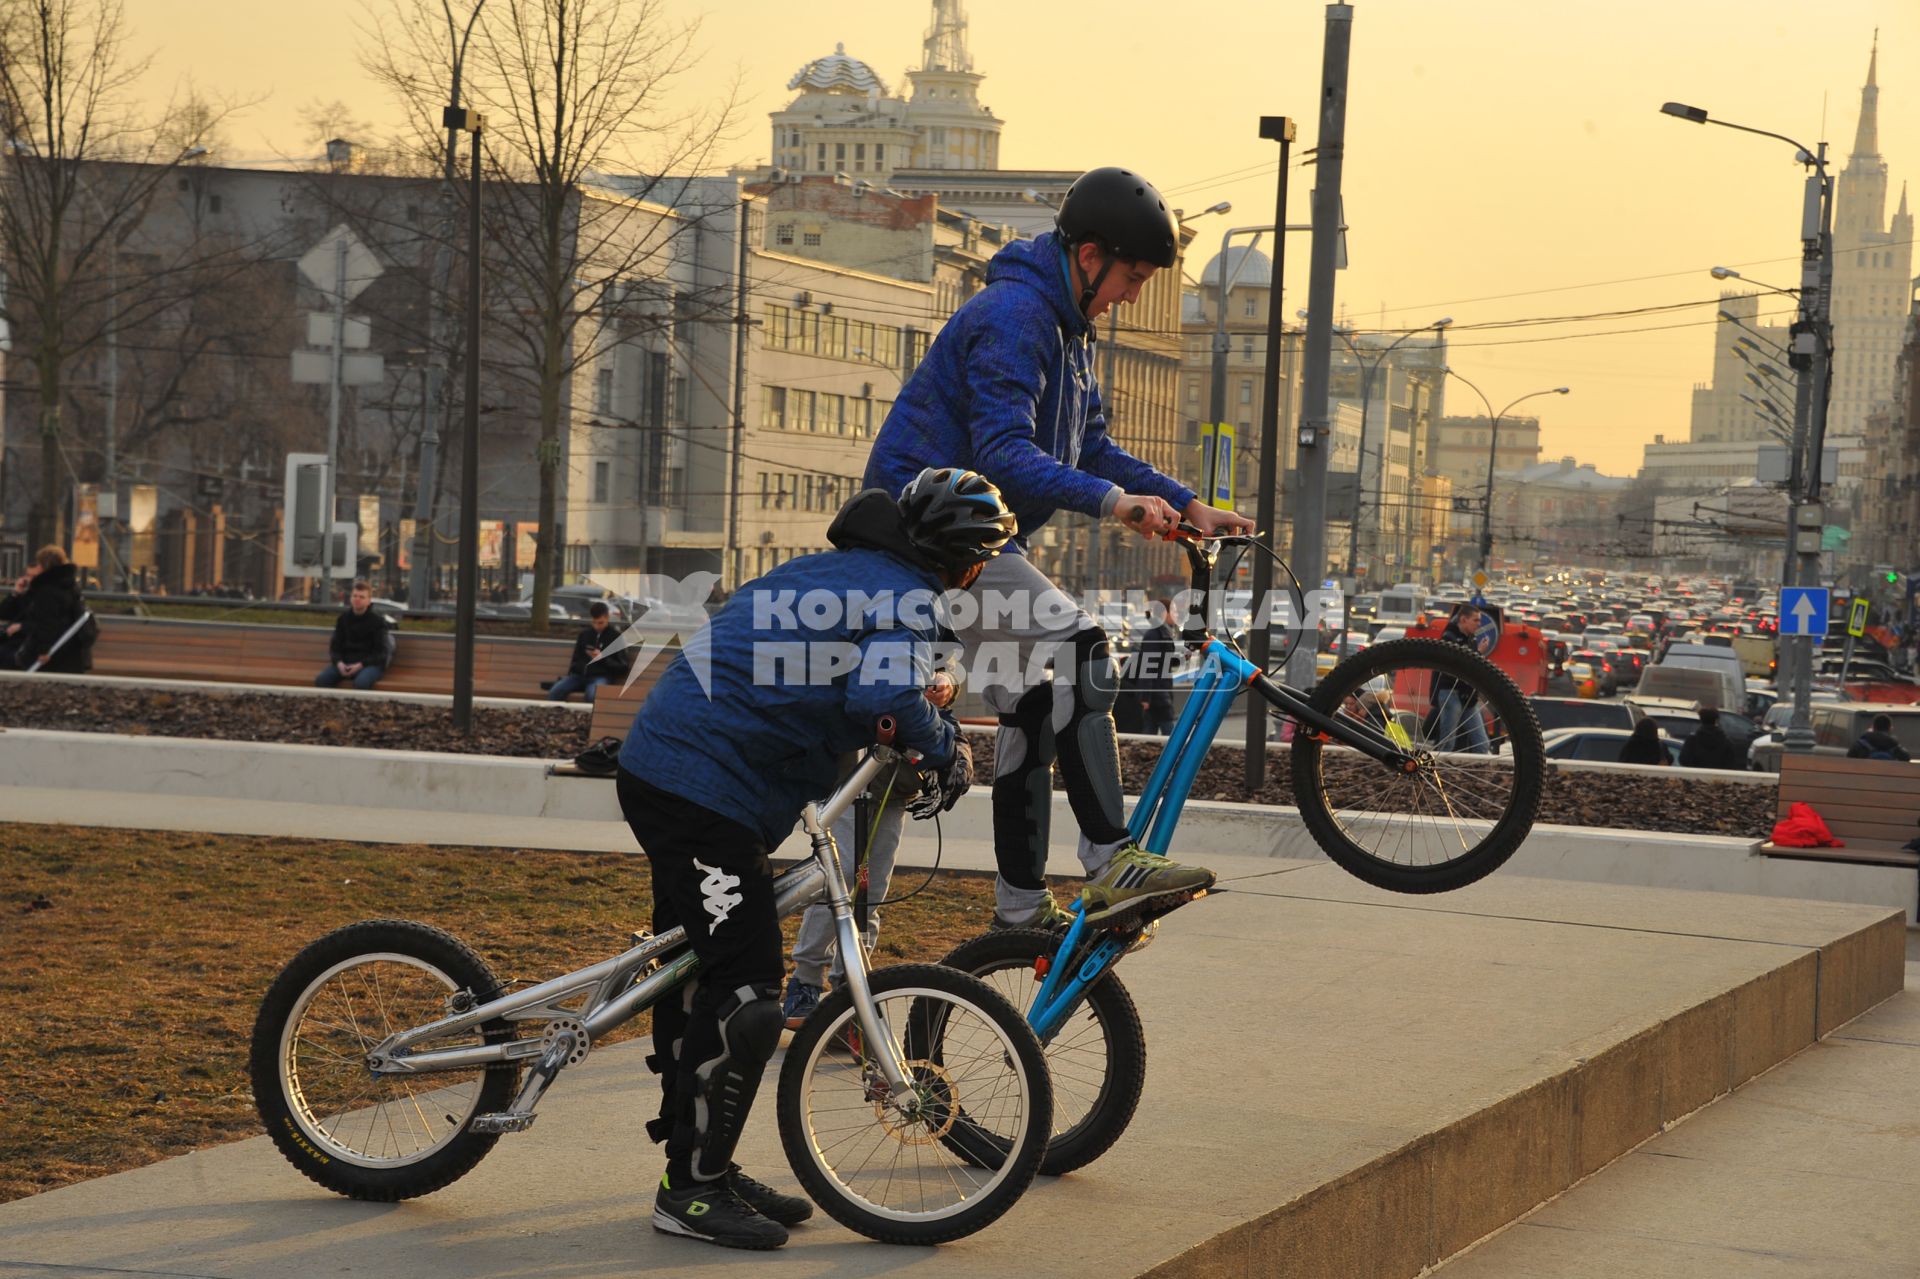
1294, 569, 1918, 772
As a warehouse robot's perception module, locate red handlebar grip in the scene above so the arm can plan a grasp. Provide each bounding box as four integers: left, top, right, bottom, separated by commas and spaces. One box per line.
875, 715, 897, 745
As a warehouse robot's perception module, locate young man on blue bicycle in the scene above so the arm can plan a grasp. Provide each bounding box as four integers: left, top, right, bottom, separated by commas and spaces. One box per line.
863, 166, 1254, 932
615, 467, 1014, 1250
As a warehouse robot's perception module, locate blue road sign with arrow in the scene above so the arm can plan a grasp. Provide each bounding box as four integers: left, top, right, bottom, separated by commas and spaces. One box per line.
1778, 586, 1829, 637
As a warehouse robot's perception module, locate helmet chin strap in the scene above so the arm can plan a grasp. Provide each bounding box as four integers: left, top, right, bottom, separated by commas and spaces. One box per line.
1069, 242, 1116, 318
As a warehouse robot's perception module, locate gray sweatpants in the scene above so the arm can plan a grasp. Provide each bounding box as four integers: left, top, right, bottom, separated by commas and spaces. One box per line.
953, 550, 1131, 922
788, 775, 908, 988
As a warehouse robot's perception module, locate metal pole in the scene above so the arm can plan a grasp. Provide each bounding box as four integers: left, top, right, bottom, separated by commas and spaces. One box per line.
453, 117, 484, 733
726, 194, 750, 589
1479, 406, 1501, 571
1279, 1, 1353, 700
323, 237, 348, 600
104, 242, 120, 590
410, 2, 485, 609
1093, 310, 1117, 593
1784, 142, 1833, 755
1242, 115, 1296, 792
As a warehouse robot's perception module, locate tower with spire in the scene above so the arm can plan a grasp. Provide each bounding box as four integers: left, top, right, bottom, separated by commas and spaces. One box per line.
904, 0, 1002, 171
1827, 33, 1914, 444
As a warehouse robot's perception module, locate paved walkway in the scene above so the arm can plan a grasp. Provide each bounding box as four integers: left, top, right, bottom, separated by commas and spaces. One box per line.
0, 855, 1901, 1279
1432, 956, 1920, 1277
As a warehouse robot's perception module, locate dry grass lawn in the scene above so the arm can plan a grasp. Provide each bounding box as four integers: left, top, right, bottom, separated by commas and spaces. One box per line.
0, 823, 999, 1203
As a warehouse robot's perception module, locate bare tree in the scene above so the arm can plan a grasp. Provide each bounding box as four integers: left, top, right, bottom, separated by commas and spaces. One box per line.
362, 0, 737, 622
0, 0, 244, 549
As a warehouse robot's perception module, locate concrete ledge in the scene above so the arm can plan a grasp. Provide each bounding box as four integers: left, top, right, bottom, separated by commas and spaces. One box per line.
3, 727, 1910, 923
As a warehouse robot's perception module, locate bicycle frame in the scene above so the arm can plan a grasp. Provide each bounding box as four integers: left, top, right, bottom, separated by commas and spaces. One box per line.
357, 736, 925, 1121
1024, 533, 1416, 1040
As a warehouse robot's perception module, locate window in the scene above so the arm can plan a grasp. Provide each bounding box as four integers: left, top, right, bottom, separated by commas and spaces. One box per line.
802, 230, 822, 247
775, 223, 794, 246
822, 393, 845, 433
1239, 379, 1253, 405
835, 143, 845, 164
1244, 295, 1257, 317
758, 471, 770, 509
593, 460, 610, 503
825, 315, 848, 358
793, 388, 817, 431
855, 143, 865, 170
596, 367, 614, 415
1242, 335, 1254, 360
764, 385, 787, 430
208, 194, 223, 214
671, 376, 687, 425
816, 143, 826, 168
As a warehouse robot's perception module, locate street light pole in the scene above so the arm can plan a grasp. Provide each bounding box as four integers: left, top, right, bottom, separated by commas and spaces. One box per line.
1442, 369, 1569, 573
1660, 101, 1832, 754
411, 0, 487, 610
1324, 318, 1451, 589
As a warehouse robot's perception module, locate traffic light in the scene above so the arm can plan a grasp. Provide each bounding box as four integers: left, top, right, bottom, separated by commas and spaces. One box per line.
1886, 569, 1900, 585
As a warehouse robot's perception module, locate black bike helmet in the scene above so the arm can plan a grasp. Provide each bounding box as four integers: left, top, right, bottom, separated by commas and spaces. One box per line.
897, 467, 1017, 575
1056, 167, 1180, 268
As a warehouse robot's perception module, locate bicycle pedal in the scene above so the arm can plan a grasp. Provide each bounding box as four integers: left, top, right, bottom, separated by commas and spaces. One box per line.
470, 1111, 538, 1134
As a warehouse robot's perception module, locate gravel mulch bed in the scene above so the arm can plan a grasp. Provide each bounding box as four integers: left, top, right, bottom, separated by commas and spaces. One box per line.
2, 683, 1775, 838
1, 683, 589, 759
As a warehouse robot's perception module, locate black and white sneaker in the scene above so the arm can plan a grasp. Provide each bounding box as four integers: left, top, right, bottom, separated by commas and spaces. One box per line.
727, 1164, 813, 1225
652, 1173, 788, 1250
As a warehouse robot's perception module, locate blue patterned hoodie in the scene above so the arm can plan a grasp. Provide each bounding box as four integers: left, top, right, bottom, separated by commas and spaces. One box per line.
863, 231, 1195, 548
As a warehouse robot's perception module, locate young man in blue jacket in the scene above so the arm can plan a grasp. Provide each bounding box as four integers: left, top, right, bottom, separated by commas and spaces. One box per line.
616, 467, 1013, 1250
864, 167, 1254, 931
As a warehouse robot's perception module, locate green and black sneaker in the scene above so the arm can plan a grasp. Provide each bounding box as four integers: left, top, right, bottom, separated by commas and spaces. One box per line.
1079, 844, 1216, 927
652, 1172, 788, 1250
726, 1164, 813, 1226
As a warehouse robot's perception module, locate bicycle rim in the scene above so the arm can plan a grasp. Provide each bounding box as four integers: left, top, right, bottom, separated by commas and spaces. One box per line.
970, 957, 1116, 1146
791, 984, 1036, 1224
1295, 638, 1543, 890
278, 953, 494, 1168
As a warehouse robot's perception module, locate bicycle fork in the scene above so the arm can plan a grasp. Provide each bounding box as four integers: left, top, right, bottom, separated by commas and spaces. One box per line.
797, 760, 918, 1107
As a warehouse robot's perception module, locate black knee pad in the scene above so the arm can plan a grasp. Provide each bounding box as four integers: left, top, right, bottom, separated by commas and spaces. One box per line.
991, 684, 1057, 891
1056, 626, 1127, 845
688, 984, 783, 1180
1071, 626, 1119, 711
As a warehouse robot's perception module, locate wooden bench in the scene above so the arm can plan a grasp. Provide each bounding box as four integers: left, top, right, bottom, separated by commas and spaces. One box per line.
88, 615, 618, 703
1760, 753, 1920, 869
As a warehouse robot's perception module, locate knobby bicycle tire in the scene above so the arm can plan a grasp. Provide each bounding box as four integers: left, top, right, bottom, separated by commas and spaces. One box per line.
1291, 638, 1545, 893
938, 928, 1147, 1175
249, 918, 518, 1201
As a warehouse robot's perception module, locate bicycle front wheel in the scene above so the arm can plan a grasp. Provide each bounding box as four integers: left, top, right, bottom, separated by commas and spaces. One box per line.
776, 963, 1051, 1245
249, 919, 519, 1201
1291, 638, 1544, 893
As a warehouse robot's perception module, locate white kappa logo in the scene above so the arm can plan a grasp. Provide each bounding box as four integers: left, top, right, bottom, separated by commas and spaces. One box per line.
693, 858, 745, 928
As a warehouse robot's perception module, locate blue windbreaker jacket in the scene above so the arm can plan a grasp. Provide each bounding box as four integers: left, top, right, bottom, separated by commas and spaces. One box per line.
863, 231, 1196, 546
618, 497, 957, 846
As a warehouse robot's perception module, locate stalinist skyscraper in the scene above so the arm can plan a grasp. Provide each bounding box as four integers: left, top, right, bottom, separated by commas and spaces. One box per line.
1828, 37, 1914, 444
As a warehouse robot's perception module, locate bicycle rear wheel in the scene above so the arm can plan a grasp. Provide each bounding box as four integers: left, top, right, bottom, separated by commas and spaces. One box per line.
249, 919, 518, 1200
1291, 638, 1544, 893
939, 928, 1146, 1176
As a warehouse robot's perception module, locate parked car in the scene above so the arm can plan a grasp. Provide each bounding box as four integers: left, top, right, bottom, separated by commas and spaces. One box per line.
1527, 696, 1635, 734
1627, 696, 1758, 762
550, 583, 628, 622
1542, 727, 1682, 765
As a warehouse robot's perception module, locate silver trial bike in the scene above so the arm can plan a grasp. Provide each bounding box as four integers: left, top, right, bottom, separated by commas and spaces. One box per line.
248, 716, 1053, 1245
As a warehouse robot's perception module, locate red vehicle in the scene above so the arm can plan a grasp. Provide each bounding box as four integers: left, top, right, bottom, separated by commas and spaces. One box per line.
1408, 604, 1550, 696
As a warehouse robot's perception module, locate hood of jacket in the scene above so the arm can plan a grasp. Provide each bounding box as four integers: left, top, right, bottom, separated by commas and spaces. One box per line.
827, 489, 944, 583
30, 563, 77, 595
984, 231, 1090, 340
1860, 729, 1906, 752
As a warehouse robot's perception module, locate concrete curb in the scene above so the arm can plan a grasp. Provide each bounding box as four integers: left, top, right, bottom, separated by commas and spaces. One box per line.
1, 727, 1909, 922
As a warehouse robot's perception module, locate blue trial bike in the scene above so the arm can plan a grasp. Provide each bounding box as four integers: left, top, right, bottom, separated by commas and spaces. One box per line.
939, 528, 1546, 1175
